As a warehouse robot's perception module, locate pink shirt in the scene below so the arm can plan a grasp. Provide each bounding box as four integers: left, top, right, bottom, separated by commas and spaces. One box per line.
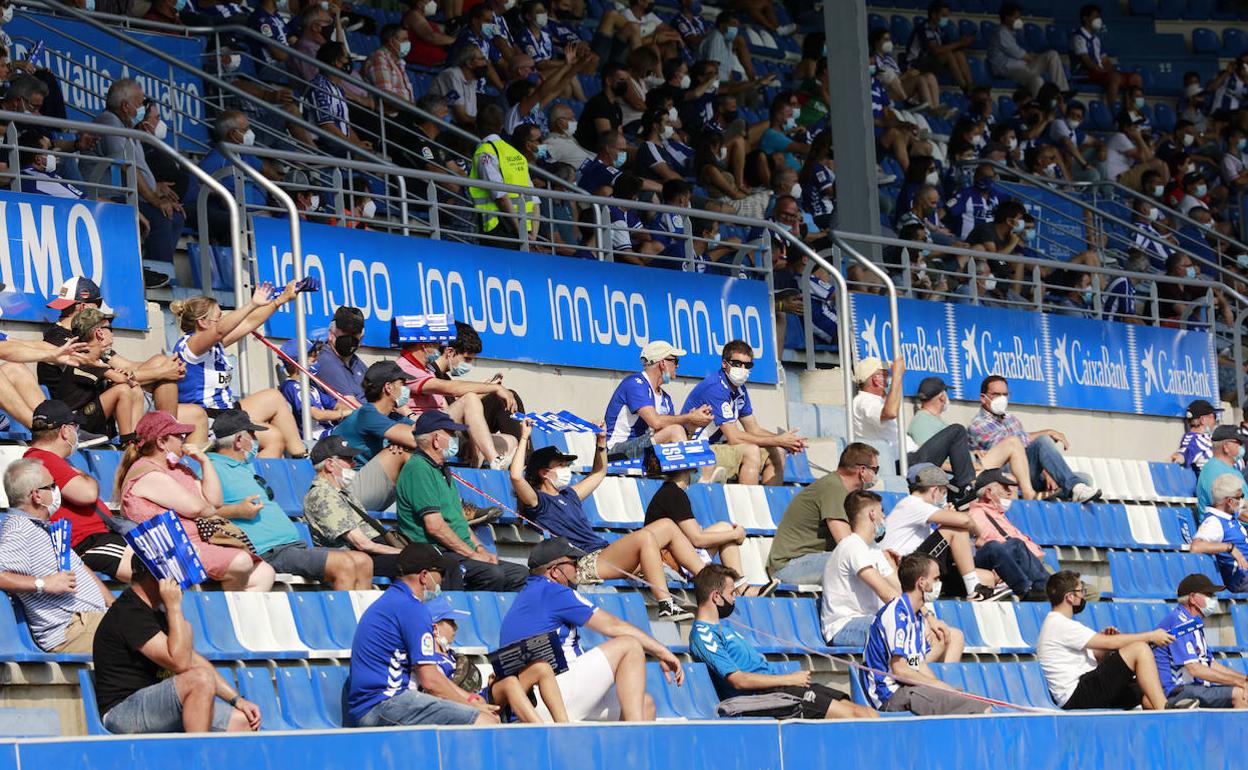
967, 500, 1044, 559
396, 351, 448, 417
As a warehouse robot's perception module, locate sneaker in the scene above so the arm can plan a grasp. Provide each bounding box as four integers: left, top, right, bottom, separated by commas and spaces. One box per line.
76, 429, 110, 449
950, 485, 978, 510
1022, 587, 1048, 603
776, 23, 796, 35
489, 453, 513, 471
142, 268, 170, 289
1071, 483, 1103, 504
1168, 698, 1200, 710
968, 584, 1013, 602
657, 600, 694, 621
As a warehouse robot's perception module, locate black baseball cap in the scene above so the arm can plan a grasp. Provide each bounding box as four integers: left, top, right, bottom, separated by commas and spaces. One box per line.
31, 400, 78, 431
530, 445, 577, 470
363, 360, 405, 387
916, 376, 948, 402
332, 306, 365, 335
309, 434, 363, 465
527, 536, 587, 569
1211, 425, 1245, 443
973, 467, 1019, 494
1185, 399, 1218, 420
395, 543, 448, 576
211, 409, 268, 439
412, 411, 469, 436
1177, 573, 1224, 597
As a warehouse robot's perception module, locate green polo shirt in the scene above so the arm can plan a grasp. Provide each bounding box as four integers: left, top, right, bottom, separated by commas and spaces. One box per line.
208, 452, 300, 554
396, 450, 472, 545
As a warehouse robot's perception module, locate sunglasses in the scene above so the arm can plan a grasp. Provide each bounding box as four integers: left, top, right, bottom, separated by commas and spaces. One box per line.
37, 482, 57, 491
253, 474, 276, 501
860, 464, 880, 474
727, 359, 754, 369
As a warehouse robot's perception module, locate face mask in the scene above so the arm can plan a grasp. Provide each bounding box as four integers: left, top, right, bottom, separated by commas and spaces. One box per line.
133, 102, 147, 126
938, 16, 951, 27
873, 518, 886, 543
175, 0, 188, 9
706, 78, 719, 93
1012, 17, 1023, 30
309, 194, 321, 210
1195, 184, 1208, 197
43, 154, 57, 174
236, 127, 255, 147
565, 119, 577, 135
676, 73, 690, 88
451, 361, 473, 377
1090, 17, 1103, 32
975, 177, 994, 192
717, 147, 727, 161
1202, 596, 1220, 615
923, 579, 941, 603
989, 395, 1008, 415
550, 466, 573, 490
423, 0, 438, 13
361, 199, 377, 218
1068, 119, 1081, 130
999, 497, 1013, 511
1186, 83, 1202, 97
1185, 265, 1198, 278
724, 26, 738, 41
971, 133, 986, 149
726, 365, 749, 387
399, 40, 413, 57
1012, 219, 1026, 234
983, 277, 998, 292
867, 63, 877, 76
534, 12, 548, 26
424, 576, 442, 598
661, 124, 675, 140
166, 451, 182, 467
220, 53, 242, 73
881, 40, 894, 54
614, 150, 628, 168
46, 487, 62, 515
1237, 254, 1248, 268
784, 114, 797, 130
1023, 228, 1036, 242
338, 466, 357, 486
153, 119, 168, 140
715, 596, 736, 619
790, 182, 803, 198
435, 633, 450, 649
334, 335, 359, 357
243, 439, 259, 463
445, 436, 460, 458
924, 170, 940, 186
1081, 289, 1093, 305
661, 367, 672, 384
1134, 96, 1145, 109
481, 22, 498, 37
1071, 596, 1087, 614
0, 5, 11, 22
611, 81, 629, 97
1151, 184, 1163, 198
84, 0, 95, 9
1147, 207, 1161, 221
1182, 132, 1195, 147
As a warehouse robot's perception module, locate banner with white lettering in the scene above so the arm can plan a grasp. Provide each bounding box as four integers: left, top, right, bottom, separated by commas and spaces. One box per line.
0, 191, 145, 330
8, 14, 209, 148
849, 293, 1217, 416
253, 217, 778, 383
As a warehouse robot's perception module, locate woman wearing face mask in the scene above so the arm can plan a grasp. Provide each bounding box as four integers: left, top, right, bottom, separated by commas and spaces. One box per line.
117, 410, 276, 591
511, 422, 706, 620
17, 131, 84, 199
795, 130, 837, 232
695, 129, 771, 218
402, 0, 454, 67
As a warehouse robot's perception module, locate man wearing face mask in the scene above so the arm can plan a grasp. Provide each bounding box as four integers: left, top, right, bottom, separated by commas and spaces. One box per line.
968, 199, 1028, 287
1152, 572, 1248, 708
396, 412, 528, 591
1102, 249, 1151, 322
574, 64, 628, 152
330, 361, 420, 512
363, 24, 416, 108
1128, 196, 1178, 271
347, 543, 501, 727
1170, 399, 1225, 472
1191, 472, 1248, 593
577, 127, 629, 194
1037, 570, 1174, 710
821, 491, 905, 648
861, 553, 988, 715
1194, 427, 1248, 513
546, 102, 593, 165
431, 45, 490, 128
690, 563, 878, 719
964, 469, 1050, 601
602, 341, 713, 460
17, 131, 84, 199
317, 306, 367, 405
208, 409, 376, 589
947, 165, 1001, 240
183, 111, 273, 245
988, 2, 1068, 97
0, 456, 111, 653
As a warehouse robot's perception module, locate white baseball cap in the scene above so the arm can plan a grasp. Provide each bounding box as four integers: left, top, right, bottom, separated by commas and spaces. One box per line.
853, 356, 886, 385
640, 340, 688, 364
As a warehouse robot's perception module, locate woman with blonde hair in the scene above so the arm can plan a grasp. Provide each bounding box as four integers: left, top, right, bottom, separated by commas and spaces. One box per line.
169, 282, 306, 457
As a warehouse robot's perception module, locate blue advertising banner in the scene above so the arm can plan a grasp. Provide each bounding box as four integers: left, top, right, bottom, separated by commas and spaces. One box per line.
849, 292, 1217, 416
997, 181, 1087, 261
253, 218, 778, 383
0, 190, 145, 330
7, 14, 209, 149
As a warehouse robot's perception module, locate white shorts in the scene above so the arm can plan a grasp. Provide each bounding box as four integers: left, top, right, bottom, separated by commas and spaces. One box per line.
533, 647, 618, 722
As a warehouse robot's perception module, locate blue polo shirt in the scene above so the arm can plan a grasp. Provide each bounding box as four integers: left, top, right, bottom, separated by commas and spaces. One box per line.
208, 452, 300, 554
316, 349, 367, 406
603, 372, 673, 447
1194, 507, 1248, 589
688, 619, 774, 699
1196, 456, 1248, 512
522, 489, 609, 554
332, 403, 412, 466
681, 370, 753, 443
1153, 604, 1213, 695
498, 575, 597, 658
346, 582, 440, 724
860, 594, 930, 709
577, 156, 622, 192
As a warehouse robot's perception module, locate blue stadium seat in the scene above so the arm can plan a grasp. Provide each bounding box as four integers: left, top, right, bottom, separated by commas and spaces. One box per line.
784, 597, 829, 651
785, 451, 816, 484
234, 667, 295, 731
78, 669, 110, 735
1156, 0, 1184, 19
289, 591, 353, 652
764, 485, 800, 528
1046, 24, 1066, 51
9, 600, 88, 663
185, 592, 282, 660
1224, 28, 1247, 55
1192, 27, 1220, 54
581, 592, 652, 648
671, 663, 722, 719
0, 598, 46, 663
644, 662, 679, 718
686, 484, 733, 530
254, 458, 300, 516
1129, 0, 1158, 14
1183, 0, 1213, 20
1086, 99, 1114, 132
276, 667, 336, 729
319, 591, 360, 649
1023, 23, 1047, 53
313, 664, 350, 727
930, 661, 1055, 709
890, 15, 913, 48
468, 591, 510, 649
67, 450, 91, 475
733, 597, 801, 653
441, 591, 488, 650
868, 13, 887, 30
1107, 551, 1226, 598
85, 449, 122, 502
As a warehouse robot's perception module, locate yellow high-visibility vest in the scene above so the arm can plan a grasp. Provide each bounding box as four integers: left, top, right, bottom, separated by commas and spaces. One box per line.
469, 138, 537, 233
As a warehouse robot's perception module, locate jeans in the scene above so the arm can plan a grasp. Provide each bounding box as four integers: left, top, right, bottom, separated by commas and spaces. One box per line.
909, 424, 976, 490
827, 615, 873, 649
355, 688, 480, 727
138, 199, 186, 263
442, 552, 528, 592
772, 551, 831, 585
102, 676, 234, 734
974, 538, 1049, 595
1023, 434, 1089, 496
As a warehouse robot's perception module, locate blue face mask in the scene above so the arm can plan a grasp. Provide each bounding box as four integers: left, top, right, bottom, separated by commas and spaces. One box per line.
661, 364, 672, 385
536, 143, 551, 160
614, 150, 627, 168
174, 0, 188, 10
975, 177, 994, 192
394, 384, 411, 408
1185, 266, 1198, 278
1012, 219, 1026, 234
724, 26, 738, 41
451, 362, 473, 377
243, 436, 259, 463
445, 436, 460, 459
133, 102, 147, 127
1081, 290, 1093, 305
1238, 138, 1247, 151
874, 520, 886, 543
426, 350, 441, 365
84, 0, 95, 9
938, 15, 951, 27
308, 361, 321, 375
1238, 444, 1246, 460
481, 22, 498, 38
919, 247, 931, 258
1022, 228, 1036, 242
1133, 96, 1145, 109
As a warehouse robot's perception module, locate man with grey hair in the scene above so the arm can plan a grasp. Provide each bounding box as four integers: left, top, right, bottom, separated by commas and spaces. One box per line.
431, 44, 488, 127
302, 434, 402, 578
182, 110, 278, 242
1190, 471, 1248, 592
546, 102, 593, 166
0, 457, 111, 653
84, 78, 184, 263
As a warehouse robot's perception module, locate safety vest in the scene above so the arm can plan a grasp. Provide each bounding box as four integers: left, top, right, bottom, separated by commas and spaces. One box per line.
469, 138, 537, 233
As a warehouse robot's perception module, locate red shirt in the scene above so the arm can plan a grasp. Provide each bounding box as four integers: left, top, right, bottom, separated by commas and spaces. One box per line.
24, 447, 110, 547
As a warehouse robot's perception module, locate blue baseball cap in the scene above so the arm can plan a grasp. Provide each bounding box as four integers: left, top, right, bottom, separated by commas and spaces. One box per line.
279, 338, 322, 361
424, 596, 470, 624
413, 410, 469, 436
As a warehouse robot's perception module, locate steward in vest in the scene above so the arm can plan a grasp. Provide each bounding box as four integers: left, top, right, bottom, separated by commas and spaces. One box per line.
469, 104, 537, 241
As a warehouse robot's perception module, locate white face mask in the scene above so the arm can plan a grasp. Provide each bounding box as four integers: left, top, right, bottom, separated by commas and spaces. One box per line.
989, 394, 1008, 415
667, 106, 678, 122
790, 182, 802, 198
1, 5, 12, 22
679, 74, 691, 88
46, 486, 62, 515
1201, 596, 1220, 615
1007, 137, 1018, 151
361, 199, 377, 218
241, 128, 256, 146
1183, 133, 1195, 147
726, 365, 750, 387
925, 170, 939, 186
549, 466, 573, 490
661, 124, 675, 139
565, 119, 578, 136
153, 119, 168, 140
881, 40, 894, 54
225, 53, 242, 72
1186, 83, 1202, 97
1090, 17, 1103, 31
999, 497, 1013, 511
424, 0, 438, 14
983, 277, 998, 292
717, 147, 727, 161
1012, 17, 1023, 30
43, 154, 57, 173
923, 579, 941, 603
309, 194, 321, 210
338, 466, 357, 485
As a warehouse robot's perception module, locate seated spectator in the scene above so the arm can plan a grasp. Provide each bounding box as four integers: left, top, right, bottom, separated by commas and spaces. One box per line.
634, 108, 692, 183
870, 65, 922, 173
694, 129, 771, 219
302, 435, 402, 578
969, 199, 1028, 288
880, 463, 1008, 602
821, 491, 903, 648
118, 411, 275, 592
346, 544, 500, 727
1152, 573, 1248, 708
0, 457, 110, 653
546, 103, 593, 167
1195, 427, 1248, 511
947, 165, 1001, 239
965, 469, 1049, 601
277, 339, 349, 440
182, 111, 278, 244
59, 307, 145, 442
1046, 269, 1095, 318
396, 411, 527, 592
870, 27, 949, 117
1102, 249, 1151, 322
331, 360, 420, 512
577, 128, 628, 195
1049, 100, 1104, 183
1037, 570, 1172, 710
690, 563, 877, 719
84, 79, 185, 265
1191, 472, 1248, 592
18, 131, 84, 198
908, 376, 1037, 500
1104, 113, 1168, 190
681, 340, 804, 485
453, 4, 509, 90
1068, 4, 1140, 109
697, 11, 759, 90
306, 42, 374, 157
767, 442, 880, 583
759, 96, 809, 172
498, 537, 683, 722
40, 277, 113, 400
968, 375, 1101, 503
1175, 170, 1211, 216
317, 306, 367, 407
363, 24, 416, 107
860, 553, 987, 715
431, 45, 488, 128
1129, 196, 1178, 271
170, 289, 305, 456
512, 423, 701, 619
602, 340, 712, 458
989, 3, 1068, 96
401, 0, 454, 69
0, 335, 92, 432
503, 53, 582, 133
208, 410, 374, 589
903, 1, 974, 92
575, 64, 628, 153
93, 557, 261, 733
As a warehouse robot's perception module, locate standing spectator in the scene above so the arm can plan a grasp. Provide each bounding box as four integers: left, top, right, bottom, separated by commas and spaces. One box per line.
947, 165, 1001, 239
965, 469, 1050, 601
821, 491, 903, 648
346, 544, 500, 727
690, 563, 878, 718
396, 411, 526, 591
1195, 426, 1248, 511
93, 558, 261, 733
470, 103, 537, 242
302, 435, 402, 578
1169, 399, 1221, 471
1152, 573, 1248, 708
681, 340, 804, 485
1068, 4, 1140, 110
0, 457, 110, 653
317, 306, 367, 407
25, 400, 133, 580
968, 375, 1101, 503
904, 1, 975, 93
602, 341, 712, 458
1190, 472, 1248, 592
1036, 570, 1173, 710
988, 3, 1068, 96
767, 443, 880, 583
498, 537, 684, 722
860, 553, 987, 715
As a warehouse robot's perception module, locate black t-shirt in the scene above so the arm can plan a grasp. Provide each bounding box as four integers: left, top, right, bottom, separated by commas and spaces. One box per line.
968, 222, 1016, 278
644, 480, 695, 526
38, 324, 74, 398
575, 93, 622, 152
59, 363, 111, 411
92, 589, 168, 716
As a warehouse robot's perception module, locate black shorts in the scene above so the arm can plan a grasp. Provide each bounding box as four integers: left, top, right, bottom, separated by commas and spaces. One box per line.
915, 530, 966, 598
74, 398, 114, 437
772, 684, 849, 719
74, 531, 129, 577
1062, 651, 1142, 710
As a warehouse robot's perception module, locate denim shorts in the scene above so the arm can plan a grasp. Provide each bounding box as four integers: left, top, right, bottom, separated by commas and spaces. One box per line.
826, 616, 874, 649
102, 677, 234, 734
1166, 684, 1238, 709
356, 688, 480, 727
261, 542, 331, 579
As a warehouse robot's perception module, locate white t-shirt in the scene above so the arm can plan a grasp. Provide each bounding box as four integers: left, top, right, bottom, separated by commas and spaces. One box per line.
879, 494, 940, 556
821, 533, 895, 640
1103, 132, 1135, 181
1035, 611, 1097, 706
851, 390, 917, 458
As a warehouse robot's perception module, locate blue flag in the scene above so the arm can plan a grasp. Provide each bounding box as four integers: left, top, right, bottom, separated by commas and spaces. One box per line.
48, 519, 72, 572
124, 511, 209, 588
515, 410, 602, 434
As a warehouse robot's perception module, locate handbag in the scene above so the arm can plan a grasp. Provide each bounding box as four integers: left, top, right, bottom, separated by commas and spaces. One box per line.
195, 515, 258, 555
343, 493, 411, 549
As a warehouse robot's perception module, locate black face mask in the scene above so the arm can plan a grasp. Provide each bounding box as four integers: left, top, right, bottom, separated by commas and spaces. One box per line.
1071, 597, 1087, 615
715, 597, 736, 619
334, 334, 360, 357
340, 61, 353, 75
472, 64, 489, 78
722, 109, 739, 123
611, 81, 629, 97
